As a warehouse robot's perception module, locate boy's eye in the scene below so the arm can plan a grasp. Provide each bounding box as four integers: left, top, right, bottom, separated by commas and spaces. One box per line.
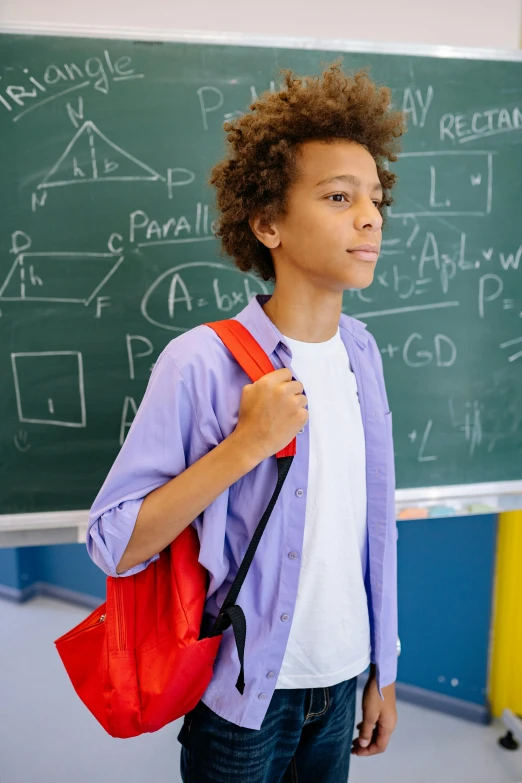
328, 193, 382, 207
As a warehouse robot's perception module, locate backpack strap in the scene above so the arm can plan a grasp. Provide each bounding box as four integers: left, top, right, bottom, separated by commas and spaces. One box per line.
202, 319, 296, 694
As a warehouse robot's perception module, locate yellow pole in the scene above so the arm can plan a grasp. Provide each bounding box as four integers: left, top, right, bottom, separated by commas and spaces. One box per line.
489, 511, 522, 717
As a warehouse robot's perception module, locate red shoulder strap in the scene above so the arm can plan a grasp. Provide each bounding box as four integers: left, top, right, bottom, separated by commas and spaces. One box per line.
204, 319, 296, 458
205, 319, 276, 382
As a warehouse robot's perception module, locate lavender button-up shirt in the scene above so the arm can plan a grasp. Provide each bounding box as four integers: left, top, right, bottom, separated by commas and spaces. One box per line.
87, 293, 398, 730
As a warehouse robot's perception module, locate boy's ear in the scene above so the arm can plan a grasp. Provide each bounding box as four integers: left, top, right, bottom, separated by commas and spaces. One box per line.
249, 215, 281, 249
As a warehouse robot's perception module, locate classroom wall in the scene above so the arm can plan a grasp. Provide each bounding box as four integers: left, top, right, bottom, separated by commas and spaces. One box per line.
1, 0, 522, 50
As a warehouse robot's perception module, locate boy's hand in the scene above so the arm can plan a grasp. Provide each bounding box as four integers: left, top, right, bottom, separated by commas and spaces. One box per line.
351, 667, 397, 756
233, 368, 309, 464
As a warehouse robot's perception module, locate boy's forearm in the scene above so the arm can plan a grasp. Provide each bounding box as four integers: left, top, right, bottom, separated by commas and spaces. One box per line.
115, 432, 261, 575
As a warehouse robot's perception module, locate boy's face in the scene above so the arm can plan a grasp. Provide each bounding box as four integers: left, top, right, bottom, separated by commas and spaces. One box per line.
269, 139, 383, 291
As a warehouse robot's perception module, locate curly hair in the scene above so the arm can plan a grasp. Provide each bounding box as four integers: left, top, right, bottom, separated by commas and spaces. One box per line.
209, 61, 407, 283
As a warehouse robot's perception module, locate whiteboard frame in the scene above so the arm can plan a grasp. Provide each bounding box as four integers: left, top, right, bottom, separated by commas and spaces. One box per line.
0, 23, 521, 538
0, 22, 521, 62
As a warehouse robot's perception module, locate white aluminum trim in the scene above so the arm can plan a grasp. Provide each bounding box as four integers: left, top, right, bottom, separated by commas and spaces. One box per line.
395, 479, 522, 503
0, 23, 521, 62
0, 509, 89, 532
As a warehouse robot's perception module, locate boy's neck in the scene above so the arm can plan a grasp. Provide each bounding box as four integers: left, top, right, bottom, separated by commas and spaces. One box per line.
261, 287, 343, 344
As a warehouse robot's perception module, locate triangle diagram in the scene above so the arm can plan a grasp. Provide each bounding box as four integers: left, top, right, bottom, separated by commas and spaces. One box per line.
38, 121, 165, 188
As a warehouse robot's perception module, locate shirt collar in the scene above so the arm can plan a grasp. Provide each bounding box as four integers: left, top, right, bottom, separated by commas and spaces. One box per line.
233, 293, 370, 357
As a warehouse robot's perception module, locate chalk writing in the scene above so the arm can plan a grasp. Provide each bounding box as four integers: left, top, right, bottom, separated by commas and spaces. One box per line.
0, 50, 143, 121
440, 107, 522, 144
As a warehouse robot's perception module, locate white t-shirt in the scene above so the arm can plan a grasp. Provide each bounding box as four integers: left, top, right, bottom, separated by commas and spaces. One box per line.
274, 326, 371, 689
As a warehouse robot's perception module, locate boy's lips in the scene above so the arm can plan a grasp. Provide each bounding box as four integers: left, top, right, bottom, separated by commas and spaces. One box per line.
347, 249, 379, 262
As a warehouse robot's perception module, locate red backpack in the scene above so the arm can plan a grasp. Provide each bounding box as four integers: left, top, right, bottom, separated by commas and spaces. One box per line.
54, 319, 296, 738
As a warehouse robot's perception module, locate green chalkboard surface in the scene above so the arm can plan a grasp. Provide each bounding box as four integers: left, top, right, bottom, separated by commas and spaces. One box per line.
1, 31, 522, 514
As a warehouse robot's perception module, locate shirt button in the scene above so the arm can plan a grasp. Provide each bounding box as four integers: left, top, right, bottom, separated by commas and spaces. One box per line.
267, 671, 275, 678
258, 692, 267, 699
281, 613, 289, 621
295, 489, 304, 497
288, 551, 298, 559
298, 428, 305, 434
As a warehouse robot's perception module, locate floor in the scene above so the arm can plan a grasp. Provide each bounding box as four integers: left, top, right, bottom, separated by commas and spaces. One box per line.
1, 595, 522, 783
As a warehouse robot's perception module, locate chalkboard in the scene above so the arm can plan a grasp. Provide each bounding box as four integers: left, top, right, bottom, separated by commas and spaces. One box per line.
1, 30, 522, 515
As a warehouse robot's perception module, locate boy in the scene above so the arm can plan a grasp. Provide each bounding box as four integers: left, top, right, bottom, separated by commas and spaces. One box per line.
87, 62, 406, 782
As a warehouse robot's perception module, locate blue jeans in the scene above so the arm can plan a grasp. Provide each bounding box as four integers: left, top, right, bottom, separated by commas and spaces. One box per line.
177, 675, 358, 782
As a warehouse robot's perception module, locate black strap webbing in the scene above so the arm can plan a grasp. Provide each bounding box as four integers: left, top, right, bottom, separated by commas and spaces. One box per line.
206, 454, 294, 694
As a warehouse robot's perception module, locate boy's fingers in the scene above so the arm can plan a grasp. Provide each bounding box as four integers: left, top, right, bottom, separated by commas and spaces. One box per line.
374, 722, 393, 752
357, 718, 377, 747
352, 723, 392, 756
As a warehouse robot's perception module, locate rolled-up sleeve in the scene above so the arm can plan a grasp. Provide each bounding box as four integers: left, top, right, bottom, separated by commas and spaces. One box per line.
87, 350, 208, 577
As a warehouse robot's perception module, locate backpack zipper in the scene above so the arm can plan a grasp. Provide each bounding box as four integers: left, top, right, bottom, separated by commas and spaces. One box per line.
57, 609, 106, 642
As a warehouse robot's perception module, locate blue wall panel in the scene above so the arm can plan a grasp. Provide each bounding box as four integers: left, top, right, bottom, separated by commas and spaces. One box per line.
396, 513, 497, 706
38, 543, 107, 600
